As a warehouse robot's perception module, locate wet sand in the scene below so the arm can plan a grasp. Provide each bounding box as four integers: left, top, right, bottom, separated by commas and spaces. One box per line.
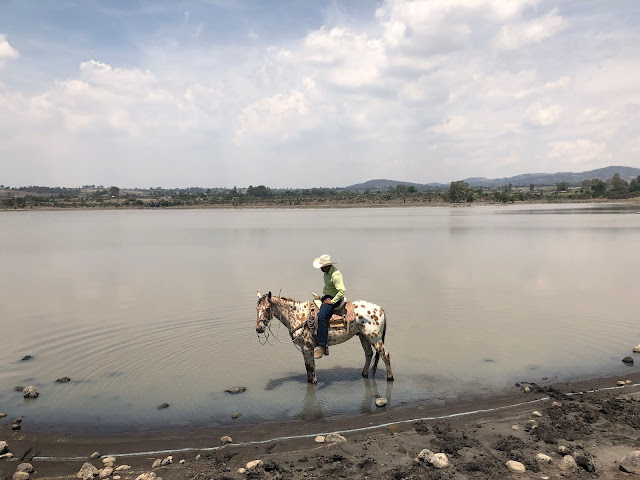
3, 372, 640, 479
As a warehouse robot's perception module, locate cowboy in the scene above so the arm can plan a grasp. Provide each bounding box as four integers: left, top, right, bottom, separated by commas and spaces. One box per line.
312, 254, 346, 359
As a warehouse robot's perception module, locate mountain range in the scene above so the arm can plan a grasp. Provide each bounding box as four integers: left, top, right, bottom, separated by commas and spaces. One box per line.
344, 166, 640, 191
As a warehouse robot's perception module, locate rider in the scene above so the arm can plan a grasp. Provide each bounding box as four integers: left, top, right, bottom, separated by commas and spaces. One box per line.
312, 254, 346, 359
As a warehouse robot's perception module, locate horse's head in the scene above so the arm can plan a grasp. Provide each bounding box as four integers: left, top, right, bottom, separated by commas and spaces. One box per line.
256, 291, 273, 334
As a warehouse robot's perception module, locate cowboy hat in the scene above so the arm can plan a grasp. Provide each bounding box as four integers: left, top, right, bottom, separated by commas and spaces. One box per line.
313, 254, 336, 268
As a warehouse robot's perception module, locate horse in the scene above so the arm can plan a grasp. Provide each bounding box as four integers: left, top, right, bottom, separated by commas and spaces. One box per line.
255, 291, 393, 384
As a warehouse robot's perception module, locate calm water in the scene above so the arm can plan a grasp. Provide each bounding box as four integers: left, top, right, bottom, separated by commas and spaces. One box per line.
1, 205, 639, 432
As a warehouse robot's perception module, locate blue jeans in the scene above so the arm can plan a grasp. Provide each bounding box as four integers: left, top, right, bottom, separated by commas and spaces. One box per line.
317, 295, 334, 347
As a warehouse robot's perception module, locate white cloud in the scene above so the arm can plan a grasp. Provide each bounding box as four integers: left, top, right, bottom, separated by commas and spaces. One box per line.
428, 115, 468, 135
495, 9, 567, 49
548, 139, 609, 166
525, 102, 562, 126
0, 34, 19, 68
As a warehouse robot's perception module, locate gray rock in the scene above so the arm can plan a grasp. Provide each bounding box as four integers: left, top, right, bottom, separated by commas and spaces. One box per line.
21, 355, 33, 361
152, 459, 162, 468
0, 413, 7, 418
431, 453, 449, 469
157, 403, 170, 410
56, 377, 71, 383
0, 441, 8, 455
12, 472, 29, 480
160, 456, 172, 466
325, 433, 347, 444
535, 453, 553, 464
559, 455, 578, 472
22, 386, 38, 398
11, 423, 20, 430
77, 462, 99, 480
90, 452, 101, 460
225, 387, 246, 394
623, 356, 634, 365
375, 397, 387, 407
505, 460, 526, 473
16, 463, 33, 473
620, 450, 640, 474
99, 467, 113, 478
14, 386, 24, 392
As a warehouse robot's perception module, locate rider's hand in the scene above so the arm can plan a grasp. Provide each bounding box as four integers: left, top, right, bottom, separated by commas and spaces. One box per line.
323, 298, 333, 305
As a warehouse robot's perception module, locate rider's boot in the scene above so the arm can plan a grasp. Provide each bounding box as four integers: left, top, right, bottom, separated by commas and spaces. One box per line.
314, 345, 325, 359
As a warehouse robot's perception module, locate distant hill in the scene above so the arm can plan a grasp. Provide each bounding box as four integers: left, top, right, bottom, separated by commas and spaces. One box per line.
344, 166, 640, 191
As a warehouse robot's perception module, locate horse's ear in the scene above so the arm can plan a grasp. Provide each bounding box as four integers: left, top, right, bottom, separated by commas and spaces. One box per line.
257, 291, 262, 298
268, 291, 272, 300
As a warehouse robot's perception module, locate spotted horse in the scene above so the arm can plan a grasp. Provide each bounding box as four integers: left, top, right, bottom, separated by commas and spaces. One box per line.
256, 291, 393, 384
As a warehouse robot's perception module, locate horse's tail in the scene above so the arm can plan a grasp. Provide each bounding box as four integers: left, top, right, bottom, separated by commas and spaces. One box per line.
371, 313, 386, 376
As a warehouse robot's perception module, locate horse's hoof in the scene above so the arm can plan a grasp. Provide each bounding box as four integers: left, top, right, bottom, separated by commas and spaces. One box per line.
362, 373, 368, 378
387, 376, 394, 382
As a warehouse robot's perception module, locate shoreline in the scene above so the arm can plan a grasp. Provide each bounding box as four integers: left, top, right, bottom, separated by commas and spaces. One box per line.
1, 197, 640, 213
3, 371, 640, 478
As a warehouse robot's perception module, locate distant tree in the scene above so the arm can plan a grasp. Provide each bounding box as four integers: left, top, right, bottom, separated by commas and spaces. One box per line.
556, 182, 569, 192
109, 186, 120, 197
448, 181, 470, 202
591, 179, 606, 196
610, 173, 627, 191
529, 184, 535, 192
246, 185, 271, 197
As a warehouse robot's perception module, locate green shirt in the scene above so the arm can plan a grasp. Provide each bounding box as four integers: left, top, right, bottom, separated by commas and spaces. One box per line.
323, 265, 346, 305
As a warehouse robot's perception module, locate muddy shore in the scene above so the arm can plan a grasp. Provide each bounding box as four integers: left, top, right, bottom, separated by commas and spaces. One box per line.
3, 372, 640, 479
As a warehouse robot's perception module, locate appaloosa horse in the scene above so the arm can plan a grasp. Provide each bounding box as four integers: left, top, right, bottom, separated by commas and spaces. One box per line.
255, 291, 393, 384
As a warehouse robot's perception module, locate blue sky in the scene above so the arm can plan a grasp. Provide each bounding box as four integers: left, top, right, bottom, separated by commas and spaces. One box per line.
1, 0, 638, 188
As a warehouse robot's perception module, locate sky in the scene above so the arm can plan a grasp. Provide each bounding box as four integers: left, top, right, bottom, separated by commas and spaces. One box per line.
0, 0, 638, 188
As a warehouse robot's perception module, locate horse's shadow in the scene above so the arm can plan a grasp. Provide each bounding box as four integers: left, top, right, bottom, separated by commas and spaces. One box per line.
265, 368, 394, 420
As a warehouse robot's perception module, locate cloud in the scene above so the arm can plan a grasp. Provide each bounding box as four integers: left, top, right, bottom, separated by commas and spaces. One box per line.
525, 102, 562, 126
428, 115, 468, 135
0, 34, 19, 68
495, 8, 567, 49
548, 139, 609, 166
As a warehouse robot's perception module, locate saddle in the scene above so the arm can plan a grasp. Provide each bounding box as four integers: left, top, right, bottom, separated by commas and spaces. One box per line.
310, 297, 357, 337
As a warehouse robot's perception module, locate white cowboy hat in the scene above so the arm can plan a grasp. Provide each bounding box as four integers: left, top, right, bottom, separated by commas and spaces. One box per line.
313, 254, 336, 269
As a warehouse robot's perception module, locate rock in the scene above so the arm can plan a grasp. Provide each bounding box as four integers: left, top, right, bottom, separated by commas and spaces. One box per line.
617, 380, 626, 386
550, 401, 562, 407
178, 460, 185, 465
557, 445, 568, 455
532, 411, 542, 417
416, 449, 434, 462
620, 450, 640, 474
505, 460, 526, 473
195, 455, 201, 460
152, 459, 161, 468
114, 465, 130, 471
622, 356, 634, 365
12, 472, 29, 480
246, 459, 263, 470
231, 413, 239, 419
0, 413, 7, 418
157, 403, 170, 409
90, 452, 101, 460
99, 467, 113, 478
113, 477, 120, 480
237, 468, 246, 474
536, 453, 553, 464
77, 462, 99, 480
325, 433, 347, 444
431, 453, 449, 469
315, 436, 325, 443
0, 453, 14, 460
160, 456, 172, 466
134, 473, 156, 480
626, 380, 632, 384
56, 377, 71, 383
559, 455, 578, 472
220, 436, 232, 444
634, 344, 640, 353
225, 387, 246, 394
0, 441, 8, 455
524, 386, 531, 393
21, 355, 33, 361
14, 386, 24, 392
23, 386, 39, 398
12, 418, 22, 425
11, 423, 21, 430
511, 424, 520, 430
16, 463, 34, 473
102, 457, 116, 464
375, 397, 387, 407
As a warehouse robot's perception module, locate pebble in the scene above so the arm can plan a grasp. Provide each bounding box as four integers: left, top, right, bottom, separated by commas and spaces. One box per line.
0, 441, 8, 455
325, 433, 347, 444
626, 380, 632, 384
157, 403, 170, 409
524, 386, 531, 393
550, 401, 562, 407
557, 445, 568, 454
315, 436, 325, 443
102, 457, 116, 467
511, 425, 520, 430
375, 397, 387, 407
113, 477, 120, 480
431, 453, 449, 469
633, 344, 640, 353
16, 464, 33, 473
56, 377, 71, 383
160, 456, 172, 466
225, 387, 246, 394
195, 455, 201, 460
231, 413, 239, 419
90, 452, 101, 460
622, 356, 634, 365
416, 449, 434, 462
505, 460, 526, 473
99, 467, 113, 478
535, 453, 553, 464
0, 413, 7, 418
220, 436, 232, 444
0, 453, 14, 460
237, 468, 246, 474
617, 380, 626, 386
559, 455, 578, 471
246, 459, 263, 470
11, 423, 21, 430
152, 459, 162, 468
134, 473, 156, 480
532, 411, 542, 417
12, 472, 29, 480
22, 386, 39, 399
115, 465, 131, 471
179, 459, 185, 465
21, 355, 33, 361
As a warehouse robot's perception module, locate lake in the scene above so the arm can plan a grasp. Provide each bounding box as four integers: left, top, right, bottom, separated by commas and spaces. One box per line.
0, 204, 639, 432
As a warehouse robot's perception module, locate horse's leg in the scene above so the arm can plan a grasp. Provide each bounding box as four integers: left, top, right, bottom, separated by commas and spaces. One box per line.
372, 340, 394, 381
358, 332, 373, 377
303, 348, 317, 384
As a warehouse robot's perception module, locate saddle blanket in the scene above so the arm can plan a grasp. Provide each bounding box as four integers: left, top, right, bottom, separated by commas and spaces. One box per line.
311, 301, 356, 336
